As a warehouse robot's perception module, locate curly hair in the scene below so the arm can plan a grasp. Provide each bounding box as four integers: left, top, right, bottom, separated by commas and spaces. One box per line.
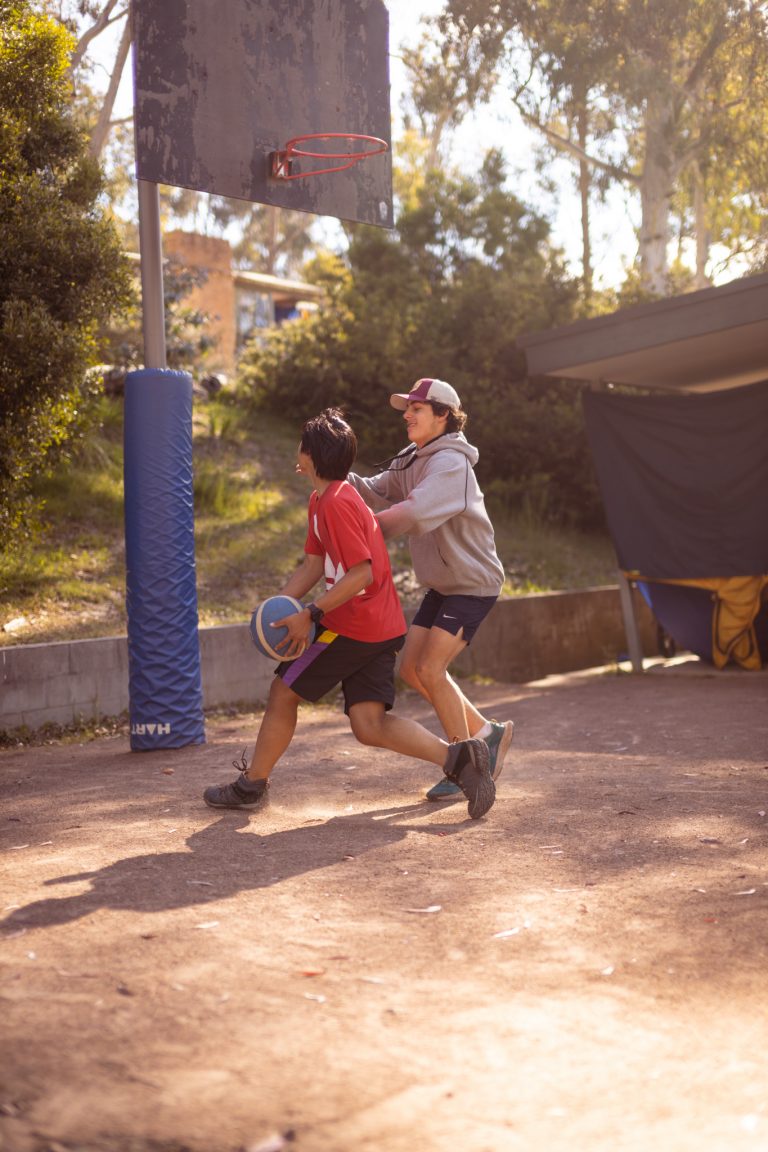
427, 400, 467, 434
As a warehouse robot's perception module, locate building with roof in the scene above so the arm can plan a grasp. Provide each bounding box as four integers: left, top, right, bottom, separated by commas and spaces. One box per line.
160, 231, 324, 378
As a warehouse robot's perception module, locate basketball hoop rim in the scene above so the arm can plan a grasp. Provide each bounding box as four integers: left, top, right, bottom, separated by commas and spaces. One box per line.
269, 132, 389, 180
283, 132, 388, 161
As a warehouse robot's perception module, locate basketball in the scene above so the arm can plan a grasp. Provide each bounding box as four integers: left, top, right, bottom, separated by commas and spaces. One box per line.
250, 595, 307, 660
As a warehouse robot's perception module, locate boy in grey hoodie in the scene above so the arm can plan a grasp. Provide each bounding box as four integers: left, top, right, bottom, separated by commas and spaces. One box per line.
347, 378, 515, 799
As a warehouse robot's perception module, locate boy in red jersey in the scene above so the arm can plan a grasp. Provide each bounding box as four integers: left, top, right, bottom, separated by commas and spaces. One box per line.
204, 409, 495, 819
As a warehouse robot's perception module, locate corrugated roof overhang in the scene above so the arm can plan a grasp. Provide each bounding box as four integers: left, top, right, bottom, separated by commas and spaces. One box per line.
517, 271, 768, 393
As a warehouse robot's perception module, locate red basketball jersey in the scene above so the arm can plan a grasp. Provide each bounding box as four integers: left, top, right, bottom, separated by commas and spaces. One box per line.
304, 480, 406, 642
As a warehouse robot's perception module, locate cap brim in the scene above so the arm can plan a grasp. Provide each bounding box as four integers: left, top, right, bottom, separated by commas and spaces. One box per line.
390, 393, 410, 410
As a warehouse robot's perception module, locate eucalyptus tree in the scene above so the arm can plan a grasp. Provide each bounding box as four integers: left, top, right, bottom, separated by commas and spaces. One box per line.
443, 0, 768, 295
400, 18, 499, 168
39, 0, 131, 158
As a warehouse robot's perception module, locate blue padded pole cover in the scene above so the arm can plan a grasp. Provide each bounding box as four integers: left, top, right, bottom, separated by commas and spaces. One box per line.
124, 368, 205, 750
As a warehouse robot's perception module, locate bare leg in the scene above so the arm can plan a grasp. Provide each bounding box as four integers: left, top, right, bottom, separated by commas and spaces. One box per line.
347, 701, 448, 765
399, 624, 486, 741
348, 701, 496, 819
245, 675, 302, 781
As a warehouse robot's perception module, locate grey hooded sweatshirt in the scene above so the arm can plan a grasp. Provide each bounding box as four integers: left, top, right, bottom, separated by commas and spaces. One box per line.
347, 432, 505, 598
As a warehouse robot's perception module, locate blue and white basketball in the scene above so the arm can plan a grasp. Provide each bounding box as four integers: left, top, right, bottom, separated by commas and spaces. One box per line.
250, 594, 306, 660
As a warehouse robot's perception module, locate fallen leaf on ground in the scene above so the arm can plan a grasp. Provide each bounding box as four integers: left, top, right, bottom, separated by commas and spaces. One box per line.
195, 921, 219, 930
246, 1133, 291, 1152
404, 905, 442, 914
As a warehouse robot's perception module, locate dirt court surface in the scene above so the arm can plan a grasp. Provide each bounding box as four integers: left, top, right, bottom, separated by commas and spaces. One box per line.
2, 661, 768, 1152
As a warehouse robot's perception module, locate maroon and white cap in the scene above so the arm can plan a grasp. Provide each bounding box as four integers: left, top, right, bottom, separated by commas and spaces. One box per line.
390, 378, 461, 411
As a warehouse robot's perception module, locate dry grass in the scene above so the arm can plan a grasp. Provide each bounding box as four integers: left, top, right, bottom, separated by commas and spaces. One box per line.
0, 396, 618, 647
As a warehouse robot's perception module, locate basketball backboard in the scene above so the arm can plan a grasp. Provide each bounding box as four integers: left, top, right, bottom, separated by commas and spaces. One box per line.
131, 0, 393, 228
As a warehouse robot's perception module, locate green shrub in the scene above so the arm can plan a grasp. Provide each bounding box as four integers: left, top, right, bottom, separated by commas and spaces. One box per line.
0, 1, 131, 542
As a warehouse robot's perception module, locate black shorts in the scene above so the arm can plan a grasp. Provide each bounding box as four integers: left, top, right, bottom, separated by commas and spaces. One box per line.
276, 628, 406, 714
412, 590, 498, 645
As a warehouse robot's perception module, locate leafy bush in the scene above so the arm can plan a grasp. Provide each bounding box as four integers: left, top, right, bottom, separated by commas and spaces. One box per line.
0, 0, 131, 541
237, 153, 604, 527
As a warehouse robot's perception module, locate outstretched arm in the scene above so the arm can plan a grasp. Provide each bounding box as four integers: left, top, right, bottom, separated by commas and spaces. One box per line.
347, 469, 402, 511
376, 453, 470, 539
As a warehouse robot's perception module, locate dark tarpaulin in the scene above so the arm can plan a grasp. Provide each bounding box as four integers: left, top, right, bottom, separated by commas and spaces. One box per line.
582, 380, 768, 579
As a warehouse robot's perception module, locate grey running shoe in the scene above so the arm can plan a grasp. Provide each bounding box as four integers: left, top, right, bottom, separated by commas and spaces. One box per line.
426, 776, 462, 801
204, 749, 269, 809
442, 737, 495, 819
486, 720, 515, 781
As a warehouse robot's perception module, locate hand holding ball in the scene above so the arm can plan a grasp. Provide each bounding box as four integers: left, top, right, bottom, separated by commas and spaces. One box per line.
250, 595, 311, 660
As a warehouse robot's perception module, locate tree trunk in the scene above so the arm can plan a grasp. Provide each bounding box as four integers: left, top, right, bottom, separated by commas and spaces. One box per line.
637, 90, 675, 295
576, 102, 593, 305
88, 12, 132, 160
266, 207, 279, 275
69, 0, 125, 75
693, 163, 711, 288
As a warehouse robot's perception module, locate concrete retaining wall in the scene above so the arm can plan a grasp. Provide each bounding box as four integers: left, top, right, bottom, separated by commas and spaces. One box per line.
451, 585, 657, 684
0, 585, 658, 734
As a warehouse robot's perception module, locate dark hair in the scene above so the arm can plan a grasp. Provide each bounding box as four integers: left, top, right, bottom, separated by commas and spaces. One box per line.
300, 407, 357, 480
428, 400, 467, 434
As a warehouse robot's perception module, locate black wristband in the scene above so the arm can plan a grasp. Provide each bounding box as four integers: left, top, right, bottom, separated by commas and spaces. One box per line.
306, 602, 324, 626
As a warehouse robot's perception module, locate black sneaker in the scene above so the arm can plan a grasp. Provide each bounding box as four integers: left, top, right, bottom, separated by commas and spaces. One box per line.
426, 720, 514, 801
442, 737, 495, 819
203, 750, 269, 809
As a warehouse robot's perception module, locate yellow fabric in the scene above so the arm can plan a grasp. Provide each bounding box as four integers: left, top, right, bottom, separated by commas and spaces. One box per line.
626, 574, 768, 670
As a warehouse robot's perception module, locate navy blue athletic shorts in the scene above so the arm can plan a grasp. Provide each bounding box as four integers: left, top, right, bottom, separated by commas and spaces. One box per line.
411, 590, 498, 645
276, 628, 406, 714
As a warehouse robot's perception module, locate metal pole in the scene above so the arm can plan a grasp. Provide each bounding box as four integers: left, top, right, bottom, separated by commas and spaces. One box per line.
137, 178, 167, 369
617, 570, 645, 672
